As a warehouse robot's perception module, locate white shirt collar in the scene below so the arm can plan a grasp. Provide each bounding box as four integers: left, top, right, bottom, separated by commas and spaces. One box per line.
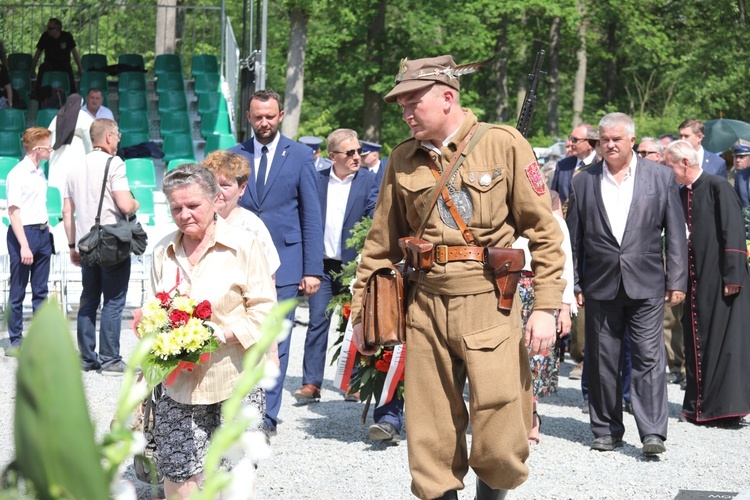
420, 125, 462, 155
328, 169, 355, 185
254, 133, 281, 158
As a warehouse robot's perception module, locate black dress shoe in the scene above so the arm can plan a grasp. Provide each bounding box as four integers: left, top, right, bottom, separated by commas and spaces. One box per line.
475, 478, 508, 500
623, 401, 633, 414
368, 422, 400, 443
642, 434, 666, 455
667, 372, 684, 384
591, 435, 623, 451
433, 491, 458, 500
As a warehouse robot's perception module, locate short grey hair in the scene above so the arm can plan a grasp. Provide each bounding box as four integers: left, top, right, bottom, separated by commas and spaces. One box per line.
664, 140, 700, 169
326, 128, 358, 153
599, 112, 635, 137
162, 163, 220, 200
639, 136, 663, 154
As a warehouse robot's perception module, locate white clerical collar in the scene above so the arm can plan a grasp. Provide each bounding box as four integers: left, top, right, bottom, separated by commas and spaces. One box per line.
686, 169, 704, 190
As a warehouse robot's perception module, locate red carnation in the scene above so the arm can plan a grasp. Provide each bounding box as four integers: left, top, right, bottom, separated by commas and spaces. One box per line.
169, 309, 191, 327
155, 292, 172, 309
194, 300, 212, 320
375, 350, 393, 373
342, 302, 351, 320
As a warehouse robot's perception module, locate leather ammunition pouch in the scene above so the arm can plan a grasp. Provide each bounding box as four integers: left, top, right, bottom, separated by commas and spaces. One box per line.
399, 236, 434, 271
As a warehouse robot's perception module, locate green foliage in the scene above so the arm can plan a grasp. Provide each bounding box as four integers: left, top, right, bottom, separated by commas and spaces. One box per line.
10, 301, 109, 499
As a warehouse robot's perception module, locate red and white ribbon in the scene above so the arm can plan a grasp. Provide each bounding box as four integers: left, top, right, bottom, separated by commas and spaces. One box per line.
377, 344, 405, 408
334, 319, 358, 392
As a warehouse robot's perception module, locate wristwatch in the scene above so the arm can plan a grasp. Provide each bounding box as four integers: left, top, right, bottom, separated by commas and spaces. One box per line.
68, 243, 75, 249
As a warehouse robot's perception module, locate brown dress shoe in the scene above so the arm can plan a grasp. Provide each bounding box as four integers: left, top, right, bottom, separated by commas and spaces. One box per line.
294, 384, 321, 403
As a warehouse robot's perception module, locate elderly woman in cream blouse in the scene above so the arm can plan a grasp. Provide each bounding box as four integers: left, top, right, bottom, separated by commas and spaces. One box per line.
150, 164, 275, 499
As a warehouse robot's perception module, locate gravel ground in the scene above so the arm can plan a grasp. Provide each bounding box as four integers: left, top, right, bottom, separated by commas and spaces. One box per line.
1, 301, 749, 499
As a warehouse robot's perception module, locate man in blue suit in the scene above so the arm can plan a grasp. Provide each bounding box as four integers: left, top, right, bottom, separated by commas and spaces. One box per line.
295, 129, 378, 404
230, 89, 324, 436
678, 119, 727, 178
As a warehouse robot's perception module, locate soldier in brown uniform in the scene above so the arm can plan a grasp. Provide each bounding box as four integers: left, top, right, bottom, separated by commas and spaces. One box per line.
349, 55, 565, 500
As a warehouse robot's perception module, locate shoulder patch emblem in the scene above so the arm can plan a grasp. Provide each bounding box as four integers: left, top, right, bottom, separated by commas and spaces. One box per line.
525, 161, 546, 196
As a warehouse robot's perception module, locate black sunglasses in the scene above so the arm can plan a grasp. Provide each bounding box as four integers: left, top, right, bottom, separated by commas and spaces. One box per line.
568, 136, 588, 144
637, 150, 658, 157
331, 148, 363, 157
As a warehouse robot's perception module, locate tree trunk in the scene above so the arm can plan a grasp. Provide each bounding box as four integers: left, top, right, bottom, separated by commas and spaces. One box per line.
490, 17, 509, 123
155, 0, 177, 56
362, 0, 387, 142
572, 0, 588, 128
605, 21, 617, 105
281, 7, 309, 139
740, 0, 746, 25
545, 16, 561, 136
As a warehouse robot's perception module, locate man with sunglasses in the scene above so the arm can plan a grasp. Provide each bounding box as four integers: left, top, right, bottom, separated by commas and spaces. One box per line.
636, 137, 664, 164
4, 127, 54, 357
231, 89, 323, 437
30, 18, 82, 98
550, 123, 598, 206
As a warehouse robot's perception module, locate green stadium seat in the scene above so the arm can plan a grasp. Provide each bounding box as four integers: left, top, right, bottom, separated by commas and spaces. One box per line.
47, 186, 63, 226
120, 131, 150, 148
200, 110, 231, 139
82, 53, 108, 72
156, 73, 184, 94
118, 72, 147, 92
118, 54, 146, 72
131, 186, 155, 225
36, 109, 59, 128
194, 73, 221, 95
167, 158, 195, 172
0, 109, 26, 134
160, 111, 191, 137
0, 156, 19, 181
125, 158, 157, 189
116, 90, 148, 115
79, 72, 109, 101
204, 133, 236, 155
41, 160, 49, 179
198, 92, 226, 116
155, 54, 183, 76
0, 183, 6, 201
191, 54, 219, 77
118, 110, 150, 136
0, 132, 23, 160
9, 70, 31, 102
8, 53, 32, 72
41, 71, 71, 93
162, 134, 195, 164
157, 90, 188, 114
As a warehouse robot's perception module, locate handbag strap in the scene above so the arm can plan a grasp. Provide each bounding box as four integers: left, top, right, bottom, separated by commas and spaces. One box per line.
94, 156, 115, 225
415, 122, 480, 238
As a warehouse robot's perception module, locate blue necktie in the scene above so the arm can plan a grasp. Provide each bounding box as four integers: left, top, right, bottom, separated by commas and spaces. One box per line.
256, 146, 268, 199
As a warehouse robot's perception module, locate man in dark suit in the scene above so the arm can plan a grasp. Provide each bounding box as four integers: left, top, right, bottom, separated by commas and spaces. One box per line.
230, 89, 324, 436
567, 112, 687, 456
550, 123, 599, 206
295, 129, 378, 403
732, 141, 750, 209
678, 119, 727, 178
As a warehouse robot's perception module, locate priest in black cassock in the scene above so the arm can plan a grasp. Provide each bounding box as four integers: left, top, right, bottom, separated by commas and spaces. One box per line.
664, 140, 750, 424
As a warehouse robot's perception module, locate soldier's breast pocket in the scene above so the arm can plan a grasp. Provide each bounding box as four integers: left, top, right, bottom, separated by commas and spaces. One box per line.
461, 165, 506, 228
398, 169, 436, 224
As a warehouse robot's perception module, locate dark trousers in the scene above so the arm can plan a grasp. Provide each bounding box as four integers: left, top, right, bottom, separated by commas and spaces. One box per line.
264, 282, 299, 430
585, 286, 668, 441
374, 396, 405, 432
302, 259, 342, 387
35, 61, 76, 97
77, 259, 130, 369
7, 226, 52, 344
582, 330, 632, 404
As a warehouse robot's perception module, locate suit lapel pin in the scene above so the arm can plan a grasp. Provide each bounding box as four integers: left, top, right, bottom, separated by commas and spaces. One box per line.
282, 150, 287, 157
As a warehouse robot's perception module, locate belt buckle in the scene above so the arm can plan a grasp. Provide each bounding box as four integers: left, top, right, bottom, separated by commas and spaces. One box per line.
435, 245, 448, 264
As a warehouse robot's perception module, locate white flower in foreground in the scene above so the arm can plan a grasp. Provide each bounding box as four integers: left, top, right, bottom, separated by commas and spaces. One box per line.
222, 457, 256, 500
242, 430, 272, 463
111, 479, 137, 500
257, 362, 280, 390
276, 318, 293, 342
130, 431, 148, 456
240, 403, 261, 425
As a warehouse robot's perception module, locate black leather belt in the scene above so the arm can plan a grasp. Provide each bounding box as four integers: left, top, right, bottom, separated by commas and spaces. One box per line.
23, 223, 48, 230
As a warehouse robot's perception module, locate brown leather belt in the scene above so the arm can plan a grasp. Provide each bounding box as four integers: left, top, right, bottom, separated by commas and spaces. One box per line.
434, 245, 485, 265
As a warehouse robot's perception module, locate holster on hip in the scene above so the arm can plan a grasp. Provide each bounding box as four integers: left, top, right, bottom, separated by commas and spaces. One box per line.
484, 247, 525, 311
398, 236, 434, 271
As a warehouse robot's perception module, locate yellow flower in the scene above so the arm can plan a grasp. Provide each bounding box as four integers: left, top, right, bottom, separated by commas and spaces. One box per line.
174, 318, 212, 353
172, 295, 196, 315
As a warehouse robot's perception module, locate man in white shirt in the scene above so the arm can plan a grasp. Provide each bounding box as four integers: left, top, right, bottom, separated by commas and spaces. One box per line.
4, 127, 54, 357
82, 88, 114, 121
567, 112, 687, 456
296, 129, 378, 402
63, 118, 139, 375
